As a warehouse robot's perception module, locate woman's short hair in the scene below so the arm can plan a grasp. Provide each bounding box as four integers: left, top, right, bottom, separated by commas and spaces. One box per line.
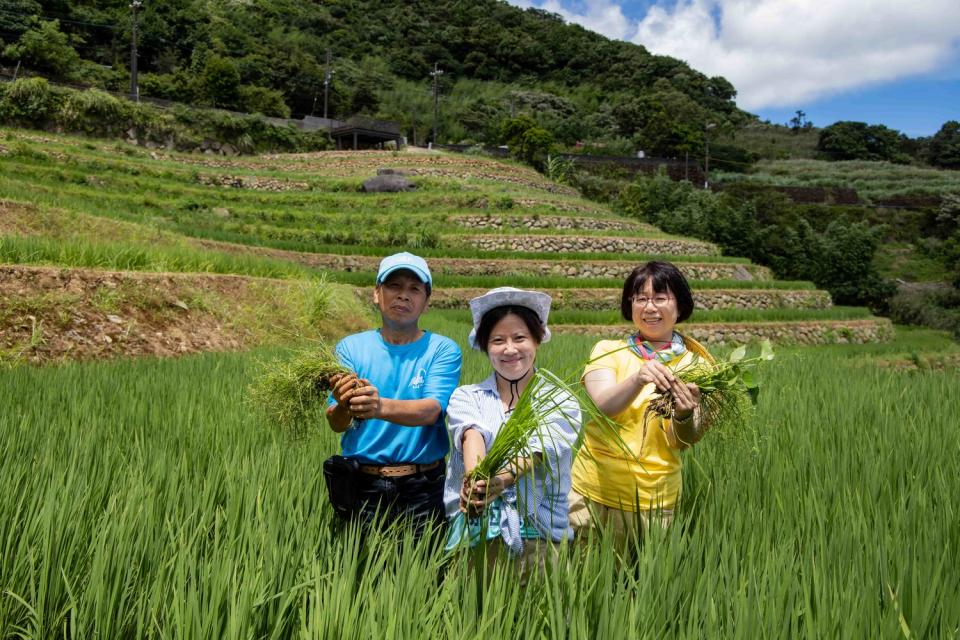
475, 305, 546, 353
620, 261, 694, 323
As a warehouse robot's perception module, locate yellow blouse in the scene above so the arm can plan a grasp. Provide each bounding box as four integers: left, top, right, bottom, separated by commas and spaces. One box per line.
571, 334, 713, 512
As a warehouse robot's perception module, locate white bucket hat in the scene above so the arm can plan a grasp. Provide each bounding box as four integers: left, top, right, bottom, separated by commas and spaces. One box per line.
467, 287, 552, 350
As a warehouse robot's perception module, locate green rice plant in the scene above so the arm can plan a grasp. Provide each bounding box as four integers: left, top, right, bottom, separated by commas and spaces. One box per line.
431, 307, 875, 325
464, 366, 638, 522
326, 271, 814, 290
0, 330, 959, 636
0, 234, 317, 280
247, 343, 353, 437
646, 340, 775, 434
467, 369, 583, 482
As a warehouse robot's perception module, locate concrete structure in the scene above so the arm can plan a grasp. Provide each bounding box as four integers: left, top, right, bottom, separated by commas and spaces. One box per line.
331, 117, 402, 150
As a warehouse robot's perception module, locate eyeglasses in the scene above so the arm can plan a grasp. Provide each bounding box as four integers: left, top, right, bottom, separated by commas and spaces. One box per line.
632, 295, 673, 308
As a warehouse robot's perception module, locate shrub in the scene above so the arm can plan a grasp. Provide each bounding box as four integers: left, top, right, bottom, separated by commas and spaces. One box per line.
58, 89, 133, 135
0, 76, 64, 126
888, 285, 960, 339
618, 167, 693, 220
813, 219, 896, 309
238, 85, 291, 118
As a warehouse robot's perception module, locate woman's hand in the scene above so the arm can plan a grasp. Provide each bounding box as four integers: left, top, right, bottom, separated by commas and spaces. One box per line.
671, 381, 701, 419
633, 359, 677, 392
459, 472, 514, 518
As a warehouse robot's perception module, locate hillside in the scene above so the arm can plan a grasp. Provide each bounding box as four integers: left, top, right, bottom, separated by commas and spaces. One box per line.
0, 0, 742, 153
0, 127, 893, 364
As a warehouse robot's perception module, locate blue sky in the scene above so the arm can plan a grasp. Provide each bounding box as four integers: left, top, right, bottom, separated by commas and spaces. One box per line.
506, 0, 960, 137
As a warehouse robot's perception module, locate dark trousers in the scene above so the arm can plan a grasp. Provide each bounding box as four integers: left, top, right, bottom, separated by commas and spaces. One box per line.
351, 464, 446, 539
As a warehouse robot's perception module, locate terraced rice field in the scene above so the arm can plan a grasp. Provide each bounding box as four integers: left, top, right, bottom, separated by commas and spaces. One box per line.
0, 128, 891, 347
1, 128, 957, 637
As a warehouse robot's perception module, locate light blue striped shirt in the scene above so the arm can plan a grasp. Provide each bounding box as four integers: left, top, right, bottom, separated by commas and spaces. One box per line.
443, 372, 582, 553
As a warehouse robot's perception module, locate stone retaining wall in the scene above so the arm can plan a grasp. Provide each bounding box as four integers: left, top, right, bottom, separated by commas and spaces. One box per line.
553, 319, 893, 345
270, 249, 771, 281
453, 215, 641, 232
426, 288, 830, 310
459, 234, 719, 256
196, 174, 309, 191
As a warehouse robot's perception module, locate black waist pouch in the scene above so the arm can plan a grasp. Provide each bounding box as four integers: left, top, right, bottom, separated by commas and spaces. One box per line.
323, 455, 360, 519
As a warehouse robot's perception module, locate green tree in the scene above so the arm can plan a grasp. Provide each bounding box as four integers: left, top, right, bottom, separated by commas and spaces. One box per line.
926, 121, 960, 169
496, 115, 554, 168
199, 55, 241, 109
613, 80, 713, 157
0, 0, 41, 45
2, 19, 81, 79
517, 126, 554, 168
817, 121, 909, 163
498, 115, 537, 147
238, 85, 290, 117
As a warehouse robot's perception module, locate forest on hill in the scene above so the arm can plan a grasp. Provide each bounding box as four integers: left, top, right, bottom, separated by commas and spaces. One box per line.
0, 0, 742, 154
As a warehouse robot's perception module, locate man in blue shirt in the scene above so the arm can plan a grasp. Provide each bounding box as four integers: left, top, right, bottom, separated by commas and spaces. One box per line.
326, 252, 462, 534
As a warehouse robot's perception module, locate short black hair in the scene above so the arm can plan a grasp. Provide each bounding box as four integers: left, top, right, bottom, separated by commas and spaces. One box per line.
620, 261, 694, 323
475, 305, 545, 353
378, 268, 431, 297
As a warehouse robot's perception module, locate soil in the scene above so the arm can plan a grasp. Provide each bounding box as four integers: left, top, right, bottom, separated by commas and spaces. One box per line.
0, 264, 316, 365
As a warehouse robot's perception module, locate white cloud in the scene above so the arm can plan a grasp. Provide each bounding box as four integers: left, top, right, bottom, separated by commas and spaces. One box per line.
508, 0, 634, 40
507, 1, 960, 110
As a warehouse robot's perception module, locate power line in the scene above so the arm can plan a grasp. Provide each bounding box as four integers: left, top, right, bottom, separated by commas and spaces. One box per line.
0, 8, 119, 30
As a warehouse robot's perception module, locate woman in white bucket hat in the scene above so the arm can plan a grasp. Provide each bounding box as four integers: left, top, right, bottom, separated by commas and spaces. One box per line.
442, 287, 581, 576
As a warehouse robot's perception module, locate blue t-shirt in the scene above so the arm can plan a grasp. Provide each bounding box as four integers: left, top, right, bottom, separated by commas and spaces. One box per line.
330, 330, 462, 464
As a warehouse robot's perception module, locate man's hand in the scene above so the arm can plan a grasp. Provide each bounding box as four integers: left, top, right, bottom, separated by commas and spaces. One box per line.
348, 378, 381, 420
329, 373, 360, 406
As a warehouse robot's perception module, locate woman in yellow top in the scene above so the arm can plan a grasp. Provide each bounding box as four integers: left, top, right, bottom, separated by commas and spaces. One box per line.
569, 261, 713, 544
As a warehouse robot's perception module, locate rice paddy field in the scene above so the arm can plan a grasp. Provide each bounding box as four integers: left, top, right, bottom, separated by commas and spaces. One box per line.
1, 321, 958, 637
0, 127, 891, 349
1, 127, 956, 637
713, 158, 960, 202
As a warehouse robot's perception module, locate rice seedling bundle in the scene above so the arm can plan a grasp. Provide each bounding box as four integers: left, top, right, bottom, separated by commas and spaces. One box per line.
466, 369, 575, 482
248, 342, 353, 437
646, 339, 775, 432
467, 368, 625, 482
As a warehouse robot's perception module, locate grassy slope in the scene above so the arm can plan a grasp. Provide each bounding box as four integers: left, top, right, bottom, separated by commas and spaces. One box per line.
715, 158, 960, 201
715, 123, 820, 161
0, 127, 881, 331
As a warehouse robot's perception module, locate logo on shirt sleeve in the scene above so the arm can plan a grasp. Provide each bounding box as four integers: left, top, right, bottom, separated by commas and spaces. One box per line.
410, 368, 426, 389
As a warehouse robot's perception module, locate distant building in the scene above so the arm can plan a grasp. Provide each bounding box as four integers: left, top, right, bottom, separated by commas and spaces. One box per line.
330, 116, 403, 150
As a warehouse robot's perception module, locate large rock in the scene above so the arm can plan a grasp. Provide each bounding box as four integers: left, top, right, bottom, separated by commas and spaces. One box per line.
362, 175, 416, 193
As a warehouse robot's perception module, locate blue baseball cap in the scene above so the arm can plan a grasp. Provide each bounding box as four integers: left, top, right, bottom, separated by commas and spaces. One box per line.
376, 252, 432, 288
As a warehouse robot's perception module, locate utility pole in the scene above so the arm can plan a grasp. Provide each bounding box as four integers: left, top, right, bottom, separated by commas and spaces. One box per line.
323, 49, 333, 120
129, 0, 142, 102
12, 60, 21, 81
704, 122, 716, 189
430, 62, 443, 145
